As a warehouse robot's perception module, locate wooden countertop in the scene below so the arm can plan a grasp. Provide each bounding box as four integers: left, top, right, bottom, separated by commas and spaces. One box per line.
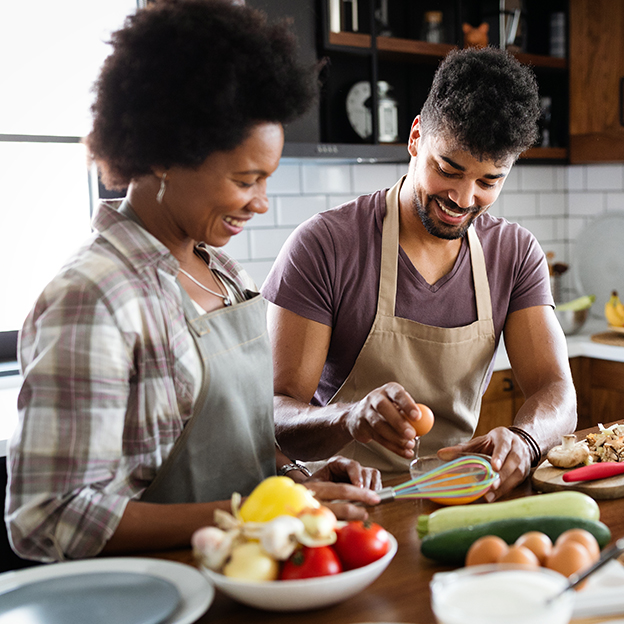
145, 423, 624, 624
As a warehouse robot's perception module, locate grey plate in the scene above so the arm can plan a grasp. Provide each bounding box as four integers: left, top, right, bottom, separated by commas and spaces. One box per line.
0, 571, 181, 624
572, 212, 624, 319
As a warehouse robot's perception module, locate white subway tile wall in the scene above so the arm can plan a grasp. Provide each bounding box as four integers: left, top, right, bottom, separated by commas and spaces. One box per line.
275, 195, 327, 227
521, 166, 557, 191
607, 193, 624, 212
249, 227, 295, 261
221, 161, 624, 292
586, 165, 624, 191
500, 192, 539, 218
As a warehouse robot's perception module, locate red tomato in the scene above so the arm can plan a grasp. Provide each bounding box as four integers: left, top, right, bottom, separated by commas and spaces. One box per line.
279, 545, 342, 580
333, 521, 391, 570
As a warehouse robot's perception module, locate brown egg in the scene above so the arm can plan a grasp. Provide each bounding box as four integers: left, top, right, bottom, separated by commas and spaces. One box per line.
498, 544, 540, 567
465, 535, 509, 566
555, 529, 600, 563
514, 531, 553, 565
546, 541, 594, 582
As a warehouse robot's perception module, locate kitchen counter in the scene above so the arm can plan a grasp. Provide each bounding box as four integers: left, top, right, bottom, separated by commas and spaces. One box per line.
146, 423, 624, 624
2, 319, 623, 457
493, 317, 624, 371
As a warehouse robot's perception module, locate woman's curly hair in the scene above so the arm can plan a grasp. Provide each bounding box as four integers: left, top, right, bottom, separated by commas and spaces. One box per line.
420, 47, 540, 163
86, 0, 318, 189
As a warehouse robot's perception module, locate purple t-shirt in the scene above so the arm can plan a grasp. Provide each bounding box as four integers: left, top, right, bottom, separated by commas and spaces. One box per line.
262, 187, 553, 407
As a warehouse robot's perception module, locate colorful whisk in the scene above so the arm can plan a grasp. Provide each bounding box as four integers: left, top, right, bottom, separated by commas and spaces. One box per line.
377, 455, 498, 503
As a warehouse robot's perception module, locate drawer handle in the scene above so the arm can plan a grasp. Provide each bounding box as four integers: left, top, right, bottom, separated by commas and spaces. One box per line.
503, 377, 515, 392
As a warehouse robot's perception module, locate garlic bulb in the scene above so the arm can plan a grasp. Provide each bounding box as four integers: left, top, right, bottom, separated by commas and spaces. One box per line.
243, 515, 305, 561
191, 526, 238, 571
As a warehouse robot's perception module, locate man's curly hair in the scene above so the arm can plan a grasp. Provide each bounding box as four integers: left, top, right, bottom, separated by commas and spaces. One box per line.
86, 0, 318, 189
419, 47, 540, 162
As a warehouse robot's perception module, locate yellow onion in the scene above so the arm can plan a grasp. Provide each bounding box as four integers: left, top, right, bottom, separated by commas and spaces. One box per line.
298, 506, 337, 540
223, 542, 279, 581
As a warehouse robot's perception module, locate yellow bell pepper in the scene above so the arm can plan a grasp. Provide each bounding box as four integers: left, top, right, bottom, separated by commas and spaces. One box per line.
239, 476, 319, 523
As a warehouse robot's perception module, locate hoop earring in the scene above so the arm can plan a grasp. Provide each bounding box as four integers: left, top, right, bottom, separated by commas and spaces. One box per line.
156, 172, 167, 204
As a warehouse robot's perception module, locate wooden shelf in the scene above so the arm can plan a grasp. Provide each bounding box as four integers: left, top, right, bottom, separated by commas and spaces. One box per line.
328, 33, 566, 70
512, 52, 567, 70
323, 3, 570, 164
376, 36, 455, 63
520, 146, 568, 160
328, 31, 371, 49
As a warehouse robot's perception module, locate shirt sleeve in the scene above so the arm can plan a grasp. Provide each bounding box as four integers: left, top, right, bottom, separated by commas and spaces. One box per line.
7, 273, 135, 562
261, 216, 336, 327
507, 230, 554, 315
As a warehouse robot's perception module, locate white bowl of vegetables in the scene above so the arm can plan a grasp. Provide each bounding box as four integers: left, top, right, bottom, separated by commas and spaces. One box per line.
192, 477, 397, 611
200, 531, 397, 611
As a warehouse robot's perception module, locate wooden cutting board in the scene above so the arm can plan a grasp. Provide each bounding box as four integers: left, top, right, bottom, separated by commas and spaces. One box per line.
591, 331, 624, 347
532, 460, 624, 499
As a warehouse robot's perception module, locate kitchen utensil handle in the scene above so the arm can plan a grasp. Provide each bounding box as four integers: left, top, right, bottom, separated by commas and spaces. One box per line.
566, 537, 624, 591
377, 487, 396, 503
546, 537, 624, 604
563, 462, 624, 482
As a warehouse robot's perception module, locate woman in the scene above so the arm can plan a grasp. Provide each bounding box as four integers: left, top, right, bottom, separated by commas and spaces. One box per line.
6, 0, 380, 563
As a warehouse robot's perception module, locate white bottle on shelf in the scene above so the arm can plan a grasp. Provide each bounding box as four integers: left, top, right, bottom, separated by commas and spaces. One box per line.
377, 81, 398, 143
422, 11, 444, 43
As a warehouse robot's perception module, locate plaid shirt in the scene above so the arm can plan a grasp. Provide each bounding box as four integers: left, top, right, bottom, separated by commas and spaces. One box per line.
6, 200, 254, 562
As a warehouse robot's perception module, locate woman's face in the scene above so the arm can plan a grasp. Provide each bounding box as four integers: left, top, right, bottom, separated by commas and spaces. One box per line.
158, 122, 284, 249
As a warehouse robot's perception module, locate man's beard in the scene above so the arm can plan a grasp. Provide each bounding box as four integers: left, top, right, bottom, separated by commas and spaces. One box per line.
414, 194, 481, 240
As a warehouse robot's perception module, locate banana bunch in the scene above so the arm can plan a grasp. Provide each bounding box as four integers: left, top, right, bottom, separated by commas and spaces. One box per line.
605, 290, 624, 327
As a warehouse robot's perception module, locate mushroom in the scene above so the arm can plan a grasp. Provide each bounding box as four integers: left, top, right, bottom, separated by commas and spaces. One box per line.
547, 434, 591, 469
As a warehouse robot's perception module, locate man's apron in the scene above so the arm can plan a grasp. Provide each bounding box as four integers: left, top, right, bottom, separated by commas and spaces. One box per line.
326, 178, 496, 475
141, 287, 276, 503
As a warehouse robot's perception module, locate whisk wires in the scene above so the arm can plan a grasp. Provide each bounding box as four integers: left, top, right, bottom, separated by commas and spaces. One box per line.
378, 455, 498, 503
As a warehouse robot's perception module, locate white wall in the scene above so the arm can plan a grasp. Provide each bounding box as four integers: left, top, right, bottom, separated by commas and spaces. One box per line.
227, 161, 624, 302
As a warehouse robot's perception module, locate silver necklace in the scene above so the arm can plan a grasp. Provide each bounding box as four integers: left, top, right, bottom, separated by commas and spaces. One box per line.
178, 267, 232, 306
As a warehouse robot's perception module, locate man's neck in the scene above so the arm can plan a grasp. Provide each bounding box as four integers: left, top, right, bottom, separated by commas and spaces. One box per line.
398, 199, 464, 286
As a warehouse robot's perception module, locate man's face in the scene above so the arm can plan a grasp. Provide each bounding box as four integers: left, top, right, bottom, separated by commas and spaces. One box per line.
408, 122, 514, 240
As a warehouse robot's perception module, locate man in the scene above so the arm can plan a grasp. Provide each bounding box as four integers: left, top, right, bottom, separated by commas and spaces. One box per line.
261, 47, 576, 501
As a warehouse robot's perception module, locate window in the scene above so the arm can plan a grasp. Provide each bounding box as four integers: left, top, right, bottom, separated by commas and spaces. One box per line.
0, 0, 141, 361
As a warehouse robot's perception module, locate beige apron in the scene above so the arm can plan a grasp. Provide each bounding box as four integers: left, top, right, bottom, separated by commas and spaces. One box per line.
326, 178, 496, 475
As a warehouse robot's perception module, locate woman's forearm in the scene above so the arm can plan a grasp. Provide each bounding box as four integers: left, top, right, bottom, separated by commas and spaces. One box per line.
100, 499, 232, 555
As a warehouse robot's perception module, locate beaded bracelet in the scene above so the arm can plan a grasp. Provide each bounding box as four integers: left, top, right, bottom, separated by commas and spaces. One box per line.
508, 426, 542, 468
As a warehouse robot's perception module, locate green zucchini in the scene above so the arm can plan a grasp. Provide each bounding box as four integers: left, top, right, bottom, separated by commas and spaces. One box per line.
420, 515, 612, 565
417, 491, 600, 538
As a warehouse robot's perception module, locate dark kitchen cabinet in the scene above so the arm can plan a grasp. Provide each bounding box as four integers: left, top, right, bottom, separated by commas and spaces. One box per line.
569, 0, 624, 163
248, 0, 570, 162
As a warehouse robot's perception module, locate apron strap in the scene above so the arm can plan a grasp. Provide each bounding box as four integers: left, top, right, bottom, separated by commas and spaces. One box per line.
467, 225, 493, 321
377, 178, 403, 317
